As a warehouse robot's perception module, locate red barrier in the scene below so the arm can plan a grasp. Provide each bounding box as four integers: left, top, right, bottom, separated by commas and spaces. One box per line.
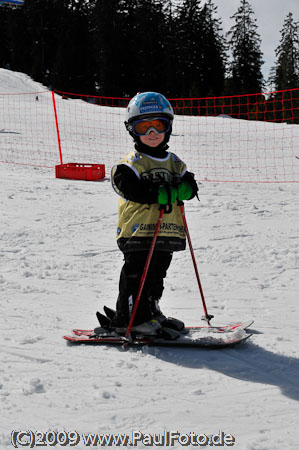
1, 87, 298, 182
170, 89, 299, 123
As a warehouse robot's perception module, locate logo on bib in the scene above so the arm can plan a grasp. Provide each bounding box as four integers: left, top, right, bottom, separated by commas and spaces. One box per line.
132, 224, 139, 233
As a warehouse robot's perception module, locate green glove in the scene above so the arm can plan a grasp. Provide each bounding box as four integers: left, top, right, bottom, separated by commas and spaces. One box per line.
157, 186, 177, 204
177, 181, 193, 201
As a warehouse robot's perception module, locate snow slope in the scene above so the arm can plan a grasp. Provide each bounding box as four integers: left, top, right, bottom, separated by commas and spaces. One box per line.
1, 71, 299, 450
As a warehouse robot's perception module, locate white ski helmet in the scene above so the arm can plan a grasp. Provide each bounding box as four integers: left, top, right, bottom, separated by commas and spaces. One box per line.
126, 92, 174, 123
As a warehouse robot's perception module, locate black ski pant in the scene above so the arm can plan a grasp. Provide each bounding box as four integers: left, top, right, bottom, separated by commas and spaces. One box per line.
115, 251, 173, 325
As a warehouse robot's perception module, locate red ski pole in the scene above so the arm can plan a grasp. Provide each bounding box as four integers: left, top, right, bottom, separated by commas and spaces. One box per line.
125, 206, 165, 340
178, 201, 214, 325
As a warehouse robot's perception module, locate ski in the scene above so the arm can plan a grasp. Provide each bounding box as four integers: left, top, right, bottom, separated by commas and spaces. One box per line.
63, 322, 253, 348
71, 320, 254, 337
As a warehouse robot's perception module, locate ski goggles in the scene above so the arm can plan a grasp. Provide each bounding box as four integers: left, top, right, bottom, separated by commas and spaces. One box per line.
129, 117, 171, 136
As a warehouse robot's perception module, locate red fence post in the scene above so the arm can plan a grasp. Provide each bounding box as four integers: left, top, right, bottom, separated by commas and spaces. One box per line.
52, 91, 63, 165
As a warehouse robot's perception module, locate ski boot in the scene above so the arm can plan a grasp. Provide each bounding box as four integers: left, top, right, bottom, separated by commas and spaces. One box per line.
150, 298, 185, 331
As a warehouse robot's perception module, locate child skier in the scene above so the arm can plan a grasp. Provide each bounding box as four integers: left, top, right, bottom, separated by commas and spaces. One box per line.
109, 92, 198, 335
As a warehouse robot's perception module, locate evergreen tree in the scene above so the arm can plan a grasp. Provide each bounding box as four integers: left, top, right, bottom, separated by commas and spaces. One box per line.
19, 0, 60, 83
270, 12, 299, 91
171, 0, 227, 98
226, 0, 264, 94
52, 0, 96, 93
94, 0, 129, 96
0, 6, 13, 69
199, 0, 226, 97
175, 0, 204, 97
0, 0, 96, 92
0, 1, 39, 76
133, 0, 167, 93
114, 0, 139, 97
161, 0, 178, 97
93, 0, 168, 96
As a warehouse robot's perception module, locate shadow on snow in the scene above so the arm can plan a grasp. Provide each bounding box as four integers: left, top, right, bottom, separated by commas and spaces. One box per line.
144, 340, 299, 402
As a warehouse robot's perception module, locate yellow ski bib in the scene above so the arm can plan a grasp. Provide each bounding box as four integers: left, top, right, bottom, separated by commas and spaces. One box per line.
112, 150, 187, 253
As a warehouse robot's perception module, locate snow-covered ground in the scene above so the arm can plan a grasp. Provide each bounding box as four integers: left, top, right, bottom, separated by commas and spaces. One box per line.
1, 71, 299, 450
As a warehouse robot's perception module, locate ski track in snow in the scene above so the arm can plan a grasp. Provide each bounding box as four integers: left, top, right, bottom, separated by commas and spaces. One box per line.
1, 73, 299, 450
